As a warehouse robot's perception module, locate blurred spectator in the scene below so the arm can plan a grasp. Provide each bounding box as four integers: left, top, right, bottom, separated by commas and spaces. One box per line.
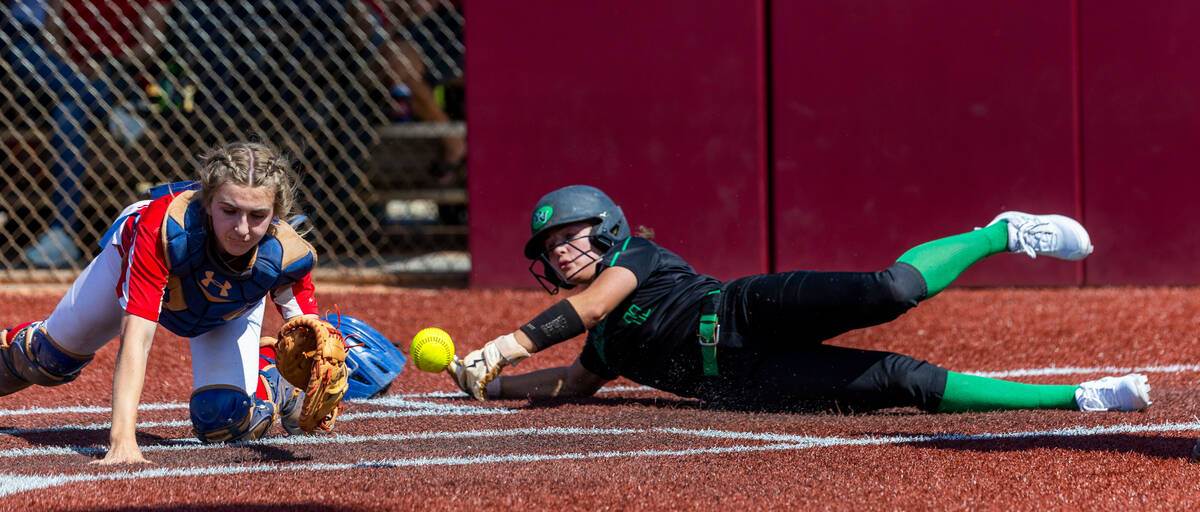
167, 0, 394, 256
4, 0, 169, 267
169, 0, 379, 176
368, 0, 466, 185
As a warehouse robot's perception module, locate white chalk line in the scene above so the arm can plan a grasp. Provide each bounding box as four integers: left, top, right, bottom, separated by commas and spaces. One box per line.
0, 395, 498, 418
966, 363, 1200, 378
2, 420, 1197, 498
11, 419, 1199, 460
0, 362, 1195, 456
0, 407, 512, 437
0, 389, 646, 434
8, 361, 1194, 421
401, 384, 654, 400
0, 426, 646, 458
659, 421, 1200, 444
1, 361, 1195, 435
0, 403, 189, 417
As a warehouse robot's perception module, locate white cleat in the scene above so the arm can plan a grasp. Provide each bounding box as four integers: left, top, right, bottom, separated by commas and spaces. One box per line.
988, 211, 1094, 260
1075, 373, 1151, 412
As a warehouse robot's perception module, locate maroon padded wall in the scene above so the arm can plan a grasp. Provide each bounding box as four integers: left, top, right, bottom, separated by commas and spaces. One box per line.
467, 1, 768, 288
468, 1, 1200, 288
770, 1, 1083, 285
1081, 2, 1200, 285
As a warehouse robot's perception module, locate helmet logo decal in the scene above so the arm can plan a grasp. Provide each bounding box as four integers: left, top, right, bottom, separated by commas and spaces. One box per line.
532, 206, 554, 230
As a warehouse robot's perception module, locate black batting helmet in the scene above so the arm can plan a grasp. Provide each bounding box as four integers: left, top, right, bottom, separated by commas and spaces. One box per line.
524, 185, 630, 293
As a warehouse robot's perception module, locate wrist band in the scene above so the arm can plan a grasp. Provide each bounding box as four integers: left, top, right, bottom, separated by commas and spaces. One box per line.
519, 299, 586, 350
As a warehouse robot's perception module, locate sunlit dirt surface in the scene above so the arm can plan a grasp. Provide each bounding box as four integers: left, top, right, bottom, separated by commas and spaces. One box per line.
2, 287, 1198, 511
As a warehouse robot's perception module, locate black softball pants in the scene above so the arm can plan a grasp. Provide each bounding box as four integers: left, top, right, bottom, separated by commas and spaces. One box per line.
704, 262, 948, 412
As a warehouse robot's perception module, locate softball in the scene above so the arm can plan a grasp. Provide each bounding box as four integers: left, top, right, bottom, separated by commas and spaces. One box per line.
411, 327, 455, 373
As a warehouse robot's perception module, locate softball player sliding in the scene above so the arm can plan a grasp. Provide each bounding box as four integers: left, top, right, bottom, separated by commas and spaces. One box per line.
449, 185, 1151, 414
0, 142, 317, 464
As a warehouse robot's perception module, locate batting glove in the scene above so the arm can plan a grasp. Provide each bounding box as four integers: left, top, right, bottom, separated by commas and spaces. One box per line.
446, 333, 529, 401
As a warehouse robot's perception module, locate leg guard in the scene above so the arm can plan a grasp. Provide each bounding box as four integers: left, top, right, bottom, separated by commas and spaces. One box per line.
258, 348, 304, 436
0, 322, 94, 396
189, 387, 276, 443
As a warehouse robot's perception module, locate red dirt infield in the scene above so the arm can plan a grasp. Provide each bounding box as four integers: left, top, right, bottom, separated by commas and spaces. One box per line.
1, 286, 1199, 511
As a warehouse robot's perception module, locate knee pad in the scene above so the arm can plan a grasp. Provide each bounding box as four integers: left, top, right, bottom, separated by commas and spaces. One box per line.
877, 353, 947, 412
881, 263, 927, 309
0, 322, 93, 396
189, 387, 276, 443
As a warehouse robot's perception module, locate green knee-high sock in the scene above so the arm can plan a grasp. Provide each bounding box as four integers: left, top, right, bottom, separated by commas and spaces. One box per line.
937, 371, 1079, 413
896, 222, 1009, 297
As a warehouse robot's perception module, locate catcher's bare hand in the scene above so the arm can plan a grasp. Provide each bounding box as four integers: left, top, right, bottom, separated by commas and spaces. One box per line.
91, 443, 152, 465
446, 333, 529, 402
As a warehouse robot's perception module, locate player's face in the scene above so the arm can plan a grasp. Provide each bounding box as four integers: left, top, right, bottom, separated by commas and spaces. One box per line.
207, 183, 275, 257
544, 221, 601, 284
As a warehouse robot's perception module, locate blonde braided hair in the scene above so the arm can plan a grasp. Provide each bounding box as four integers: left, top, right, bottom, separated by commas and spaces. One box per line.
196, 141, 300, 222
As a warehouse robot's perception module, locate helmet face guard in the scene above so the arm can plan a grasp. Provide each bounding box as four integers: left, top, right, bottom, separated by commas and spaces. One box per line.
527, 235, 601, 294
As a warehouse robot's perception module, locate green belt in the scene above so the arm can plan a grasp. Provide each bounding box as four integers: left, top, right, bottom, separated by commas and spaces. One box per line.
699, 289, 721, 377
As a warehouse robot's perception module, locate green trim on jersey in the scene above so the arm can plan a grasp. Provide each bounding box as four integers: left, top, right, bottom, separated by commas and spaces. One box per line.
896, 221, 1009, 297
591, 319, 609, 367
609, 237, 632, 266
937, 371, 1079, 412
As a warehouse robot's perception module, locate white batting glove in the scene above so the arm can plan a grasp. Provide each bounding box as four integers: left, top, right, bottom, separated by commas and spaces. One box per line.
445, 333, 529, 401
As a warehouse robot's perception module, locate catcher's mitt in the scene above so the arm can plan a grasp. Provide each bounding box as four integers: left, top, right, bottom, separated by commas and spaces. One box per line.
276, 316, 350, 432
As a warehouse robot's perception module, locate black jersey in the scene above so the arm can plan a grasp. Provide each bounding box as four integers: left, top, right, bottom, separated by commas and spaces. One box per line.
578, 237, 721, 398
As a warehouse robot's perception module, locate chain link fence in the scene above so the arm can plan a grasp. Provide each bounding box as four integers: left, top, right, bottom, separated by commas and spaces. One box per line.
1, 0, 467, 285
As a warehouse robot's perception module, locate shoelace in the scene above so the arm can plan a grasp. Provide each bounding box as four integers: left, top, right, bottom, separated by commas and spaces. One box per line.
1078, 380, 1120, 410
1012, 219, 1058, 258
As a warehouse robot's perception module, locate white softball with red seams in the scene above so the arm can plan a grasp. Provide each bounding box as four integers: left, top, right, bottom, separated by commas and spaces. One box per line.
411, 327, 455, 373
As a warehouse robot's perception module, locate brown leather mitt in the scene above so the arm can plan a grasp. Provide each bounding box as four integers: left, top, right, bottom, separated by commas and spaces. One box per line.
275, 316, 350, 432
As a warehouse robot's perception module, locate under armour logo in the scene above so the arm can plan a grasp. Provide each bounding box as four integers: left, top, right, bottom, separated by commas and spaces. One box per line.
200, 271, 232, 297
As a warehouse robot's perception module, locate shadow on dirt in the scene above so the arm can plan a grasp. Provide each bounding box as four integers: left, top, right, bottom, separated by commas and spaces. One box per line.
0, 427, 176, 458
876, 431, 1198, 460
514, 395, 706, 410
0, 425, 311, 463
65, 505, 361, 512
0, 427, 106, 449
504, 395, 930, 415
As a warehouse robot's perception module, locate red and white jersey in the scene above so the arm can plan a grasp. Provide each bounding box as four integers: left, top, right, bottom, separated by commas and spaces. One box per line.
108, 190, 317, 337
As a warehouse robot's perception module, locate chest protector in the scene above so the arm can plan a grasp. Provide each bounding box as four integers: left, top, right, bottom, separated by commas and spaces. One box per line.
157, 191, 315, 338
